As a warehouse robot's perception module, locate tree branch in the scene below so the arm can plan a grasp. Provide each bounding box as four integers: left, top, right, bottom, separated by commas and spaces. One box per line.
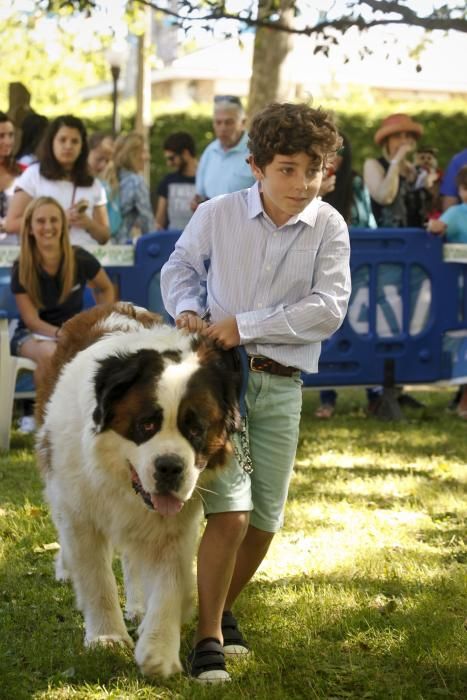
44, 0, 467, 35
135, 0, 467, 35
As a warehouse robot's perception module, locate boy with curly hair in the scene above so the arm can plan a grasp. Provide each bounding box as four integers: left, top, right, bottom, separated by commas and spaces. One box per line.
161, 102, 351, 683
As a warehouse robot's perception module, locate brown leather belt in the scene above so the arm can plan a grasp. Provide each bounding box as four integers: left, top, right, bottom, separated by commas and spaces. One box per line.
248, 355, 296, 377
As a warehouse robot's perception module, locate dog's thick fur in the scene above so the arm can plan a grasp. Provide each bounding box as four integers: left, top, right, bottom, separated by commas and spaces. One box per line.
36, 302, 241, 677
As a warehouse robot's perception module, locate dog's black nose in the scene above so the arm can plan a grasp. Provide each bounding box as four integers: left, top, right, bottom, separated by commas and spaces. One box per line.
154, 454, 184, 490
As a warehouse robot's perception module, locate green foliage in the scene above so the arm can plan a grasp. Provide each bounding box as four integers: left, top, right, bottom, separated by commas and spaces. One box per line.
1, 389, 466, 699
0, 13, 108, 115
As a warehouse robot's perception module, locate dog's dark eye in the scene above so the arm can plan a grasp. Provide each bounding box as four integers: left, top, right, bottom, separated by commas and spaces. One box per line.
180, 409, 206, 448
188, 425, 203, 438
134, 412, 162, 443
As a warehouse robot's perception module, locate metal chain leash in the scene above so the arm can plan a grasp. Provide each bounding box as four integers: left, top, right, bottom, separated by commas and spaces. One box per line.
232, 415, 254, 474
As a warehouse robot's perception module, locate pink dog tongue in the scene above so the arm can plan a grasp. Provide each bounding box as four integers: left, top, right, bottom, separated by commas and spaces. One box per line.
151, 493, 184, 516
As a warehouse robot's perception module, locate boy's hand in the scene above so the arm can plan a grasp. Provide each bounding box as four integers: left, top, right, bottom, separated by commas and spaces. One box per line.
426, 218, 447, 236
203, 317, 240, 349
175, 311, 209, 333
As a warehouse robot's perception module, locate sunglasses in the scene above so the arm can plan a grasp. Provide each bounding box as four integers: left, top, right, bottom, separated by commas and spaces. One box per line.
164, 153, 178, 163
214, 95, 242, 106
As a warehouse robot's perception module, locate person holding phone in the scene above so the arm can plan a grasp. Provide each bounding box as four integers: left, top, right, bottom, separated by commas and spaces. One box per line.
5, 115, 110, 247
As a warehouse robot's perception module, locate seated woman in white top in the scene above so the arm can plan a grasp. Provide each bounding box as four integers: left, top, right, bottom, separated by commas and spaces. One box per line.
5, 114, 110, 247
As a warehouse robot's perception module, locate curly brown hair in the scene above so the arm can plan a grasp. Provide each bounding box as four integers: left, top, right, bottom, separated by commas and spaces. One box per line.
247, 103, 341, 170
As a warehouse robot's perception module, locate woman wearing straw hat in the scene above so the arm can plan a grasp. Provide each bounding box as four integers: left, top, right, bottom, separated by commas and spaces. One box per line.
363, 113, 424, 228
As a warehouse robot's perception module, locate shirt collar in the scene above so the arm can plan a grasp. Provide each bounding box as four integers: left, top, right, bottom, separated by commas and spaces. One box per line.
247, 181, 320, 227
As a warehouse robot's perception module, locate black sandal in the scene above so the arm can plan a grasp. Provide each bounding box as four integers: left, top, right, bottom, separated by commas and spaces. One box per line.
186, 637, 231, 683
222, 610, 250, 656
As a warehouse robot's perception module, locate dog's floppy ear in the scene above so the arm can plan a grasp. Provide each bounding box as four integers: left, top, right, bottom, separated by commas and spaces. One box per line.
196, 339, 243, 434
92, 349, 163, 432
217, 347, 243, 434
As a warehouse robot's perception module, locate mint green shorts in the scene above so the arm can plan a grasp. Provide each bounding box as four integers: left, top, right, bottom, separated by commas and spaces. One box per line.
203, 370, 303, 533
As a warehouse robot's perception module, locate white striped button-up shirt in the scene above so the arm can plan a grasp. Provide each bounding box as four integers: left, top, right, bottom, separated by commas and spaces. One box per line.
161, 182, 351, 373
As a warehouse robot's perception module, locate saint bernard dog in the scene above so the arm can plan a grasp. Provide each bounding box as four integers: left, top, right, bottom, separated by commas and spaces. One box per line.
35, 302, 241, 678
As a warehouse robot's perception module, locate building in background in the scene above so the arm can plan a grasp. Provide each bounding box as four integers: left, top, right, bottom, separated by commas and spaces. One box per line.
79, 27, 467, 108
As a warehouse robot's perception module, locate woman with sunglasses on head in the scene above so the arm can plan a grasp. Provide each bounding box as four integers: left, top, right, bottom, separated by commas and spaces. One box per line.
5, 115, 110, 247
0, 111, 21, 242
155, 131, 198, 230
102, 131, 154, 243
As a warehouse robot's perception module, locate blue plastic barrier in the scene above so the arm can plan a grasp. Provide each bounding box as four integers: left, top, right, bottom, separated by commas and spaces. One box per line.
127, 229, 467, 387
303, 229, 467, 387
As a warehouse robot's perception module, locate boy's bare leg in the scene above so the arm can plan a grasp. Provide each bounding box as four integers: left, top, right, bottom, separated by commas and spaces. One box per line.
196, 511, 249, 643
224, 525, 274, 610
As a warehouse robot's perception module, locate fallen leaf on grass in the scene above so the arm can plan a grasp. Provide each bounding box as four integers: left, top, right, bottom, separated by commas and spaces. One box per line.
371, 595, 398, 615
26, 507, 43, 518
33, 542, 60, 553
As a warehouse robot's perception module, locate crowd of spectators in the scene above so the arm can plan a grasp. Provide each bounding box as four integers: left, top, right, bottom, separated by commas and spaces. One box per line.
1, 101, 466, 429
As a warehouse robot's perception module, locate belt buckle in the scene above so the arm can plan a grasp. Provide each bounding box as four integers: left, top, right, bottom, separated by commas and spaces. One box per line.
249, 355, 262, 372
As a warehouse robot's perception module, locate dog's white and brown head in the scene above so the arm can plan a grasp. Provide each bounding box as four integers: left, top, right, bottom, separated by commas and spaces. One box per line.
37, 302, 242, 518
91, 337, 241, 516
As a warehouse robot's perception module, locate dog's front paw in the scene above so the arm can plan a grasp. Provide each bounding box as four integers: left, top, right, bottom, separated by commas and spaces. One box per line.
135, 638, 182, 678
54, 550, 71, 582
86, 633, 134, 649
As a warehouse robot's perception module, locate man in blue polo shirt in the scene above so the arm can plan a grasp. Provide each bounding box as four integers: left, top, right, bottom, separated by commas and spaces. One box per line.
194, 96, 255, 205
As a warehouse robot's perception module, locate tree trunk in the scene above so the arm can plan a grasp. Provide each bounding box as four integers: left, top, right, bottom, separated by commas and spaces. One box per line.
246, 0, 295, 122
135, 4, 153, 186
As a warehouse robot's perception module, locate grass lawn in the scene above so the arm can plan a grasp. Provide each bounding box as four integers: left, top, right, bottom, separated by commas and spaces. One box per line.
0, 388, 465, 700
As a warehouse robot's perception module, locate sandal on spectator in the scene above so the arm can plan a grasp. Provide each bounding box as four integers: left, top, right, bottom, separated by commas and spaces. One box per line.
222, 610, 250, 656
314, 404, 334, 419
186, 637, 230, 683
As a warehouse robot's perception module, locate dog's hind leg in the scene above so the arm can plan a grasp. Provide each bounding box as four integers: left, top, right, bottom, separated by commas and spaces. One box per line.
60, 522, 133, 648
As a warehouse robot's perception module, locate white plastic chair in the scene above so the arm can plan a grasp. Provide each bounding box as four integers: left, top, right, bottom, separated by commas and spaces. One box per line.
0, 313, 36, 450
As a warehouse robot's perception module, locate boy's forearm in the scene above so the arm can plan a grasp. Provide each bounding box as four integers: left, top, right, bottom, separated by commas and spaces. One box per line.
236, 293, 348, 346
